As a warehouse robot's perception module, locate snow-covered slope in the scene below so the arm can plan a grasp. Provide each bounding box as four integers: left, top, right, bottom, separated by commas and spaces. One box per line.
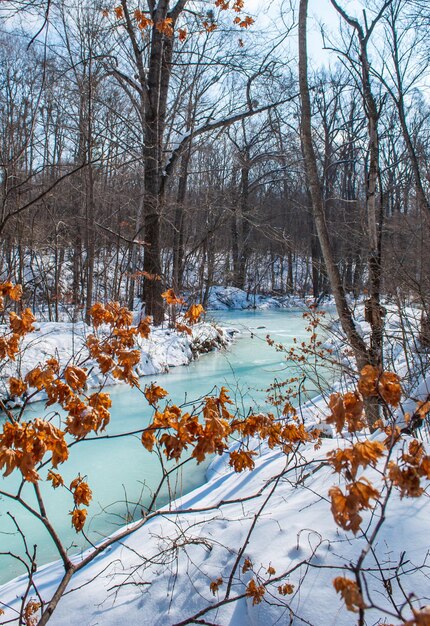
204, 286, 304, 310
1, 301, 429, 625
1, 430, 428, 626
0, 320, 231, 402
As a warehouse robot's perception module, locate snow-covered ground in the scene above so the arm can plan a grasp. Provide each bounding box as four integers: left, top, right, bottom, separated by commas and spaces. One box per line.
204, 286, 306, 310
1, 296, 430, 625
0, 320, 231, 403
1, 412, 429, 626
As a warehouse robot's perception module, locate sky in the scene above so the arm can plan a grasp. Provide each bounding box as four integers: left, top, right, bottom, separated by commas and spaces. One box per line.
246, 0, 364, 66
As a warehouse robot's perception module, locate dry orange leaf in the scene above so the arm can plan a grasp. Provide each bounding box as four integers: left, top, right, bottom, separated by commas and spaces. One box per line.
64, 366, 87, 391
47, 470, 64, 489
333, 577, 365, 612
210, 577, 223, 595
246, 579, 265, 605
23, 600, 41, 626
9, 284, 23, 301
144, 383, 168, 405
71, 508, 87, 532
137, 316, 152, 338
161, 288, 185, 306
70, 476, 92, 506
229, 449, 257, 472
176, 322, 192, 335
184, 303, 205, 325
9, 377, 27, 397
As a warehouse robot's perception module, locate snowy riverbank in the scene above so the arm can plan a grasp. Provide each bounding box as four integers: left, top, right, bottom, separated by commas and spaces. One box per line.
204, 286, 306, 310
0, 319, 232, 404
1, 412, 429, 626
1, 300, 430, 625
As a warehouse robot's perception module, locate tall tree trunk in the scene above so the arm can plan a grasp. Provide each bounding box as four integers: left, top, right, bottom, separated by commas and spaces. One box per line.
172, 148, 190, 292
298, 0, 369, 371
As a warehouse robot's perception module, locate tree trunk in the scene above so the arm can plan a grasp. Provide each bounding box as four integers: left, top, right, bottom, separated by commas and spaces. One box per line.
298, 0, 370, 371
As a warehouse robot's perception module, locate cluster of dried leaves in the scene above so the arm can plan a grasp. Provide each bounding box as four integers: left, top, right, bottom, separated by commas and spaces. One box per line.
327, 366, 430, 624
106, 0, 254, 39
1, 284, 429, 626
0, 284, 208, 537
141, 382, 320, 471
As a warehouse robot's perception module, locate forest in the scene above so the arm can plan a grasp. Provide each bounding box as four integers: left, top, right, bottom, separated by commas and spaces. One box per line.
0, 1, 430, 625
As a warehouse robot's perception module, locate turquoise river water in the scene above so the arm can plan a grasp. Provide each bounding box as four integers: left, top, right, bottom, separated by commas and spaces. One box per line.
0, 309, 331, 584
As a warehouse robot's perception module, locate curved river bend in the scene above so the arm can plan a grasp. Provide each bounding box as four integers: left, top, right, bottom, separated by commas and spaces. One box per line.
0, 309, 328, 584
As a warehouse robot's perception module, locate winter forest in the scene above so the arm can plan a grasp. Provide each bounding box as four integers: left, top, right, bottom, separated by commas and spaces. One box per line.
1, 1, 430, 625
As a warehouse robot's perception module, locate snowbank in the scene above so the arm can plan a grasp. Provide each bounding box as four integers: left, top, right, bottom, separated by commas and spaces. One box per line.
204, 286, 305, 310
1, 431, 428, 626
1, 301, 429, 625
0, 320, 232, 403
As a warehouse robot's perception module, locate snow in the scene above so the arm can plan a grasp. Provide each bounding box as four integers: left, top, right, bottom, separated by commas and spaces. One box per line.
204, 286, 305, 310
1, 299, 430, 625
1, 428, 429, 625
0, 320, 231, 403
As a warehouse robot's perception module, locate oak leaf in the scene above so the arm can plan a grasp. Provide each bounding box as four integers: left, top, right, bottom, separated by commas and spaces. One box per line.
183, 303, 205, 324
246, 579, 265, 605
23, 600, 41, 626
242, 557, 253, 573
137, 316, 151, 338
71, 508, 87, 532
333, 577, 365, 612
210, 577, 223, 595
229, 449, 257, 472
9, 377, 27, 397
47, 470, 64, 489
64, 366, 87, 391
161, 288, 185, 306
9, 284, 23, 301
144, 383, 168, 405
141, 429, 156, 452
278, 583, 294, 595
175, 322, 192, 335
70, 476, 92, 506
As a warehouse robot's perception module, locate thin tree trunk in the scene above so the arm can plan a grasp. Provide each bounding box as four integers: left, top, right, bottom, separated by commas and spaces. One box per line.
298, 0, 369, 371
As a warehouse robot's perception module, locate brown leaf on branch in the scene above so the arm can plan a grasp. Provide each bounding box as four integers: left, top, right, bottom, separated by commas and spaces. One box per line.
70, 476, 92, 506
9, 309, 36, 336
47, 470, 64, 489
329, 478, 379, 534
9, 284, 23, 301
326, 391, 365, 433
70, 508, 87, 532
333, 577, 365, 612
183, 303, 205, 324
144, 383, 168, 405
378, 371, 401, 406
161, 288, 185, 306
327, 440, 385, 480
64, 366, 87, 391
0, 419, 68, 481
9, 376, 27, 397
358, 366, 401, 406
175, 322, 192, 335
137, 316, 151, 338
229, 449, 257, 472
209, 577, 223, 595
141, 429, 156, 452
242, 557, 253, 573
23, 599, 41, 626
246, 579, 265, 605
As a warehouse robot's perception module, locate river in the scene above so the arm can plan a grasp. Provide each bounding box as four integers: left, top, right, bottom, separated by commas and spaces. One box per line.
0, 309, 330, 584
